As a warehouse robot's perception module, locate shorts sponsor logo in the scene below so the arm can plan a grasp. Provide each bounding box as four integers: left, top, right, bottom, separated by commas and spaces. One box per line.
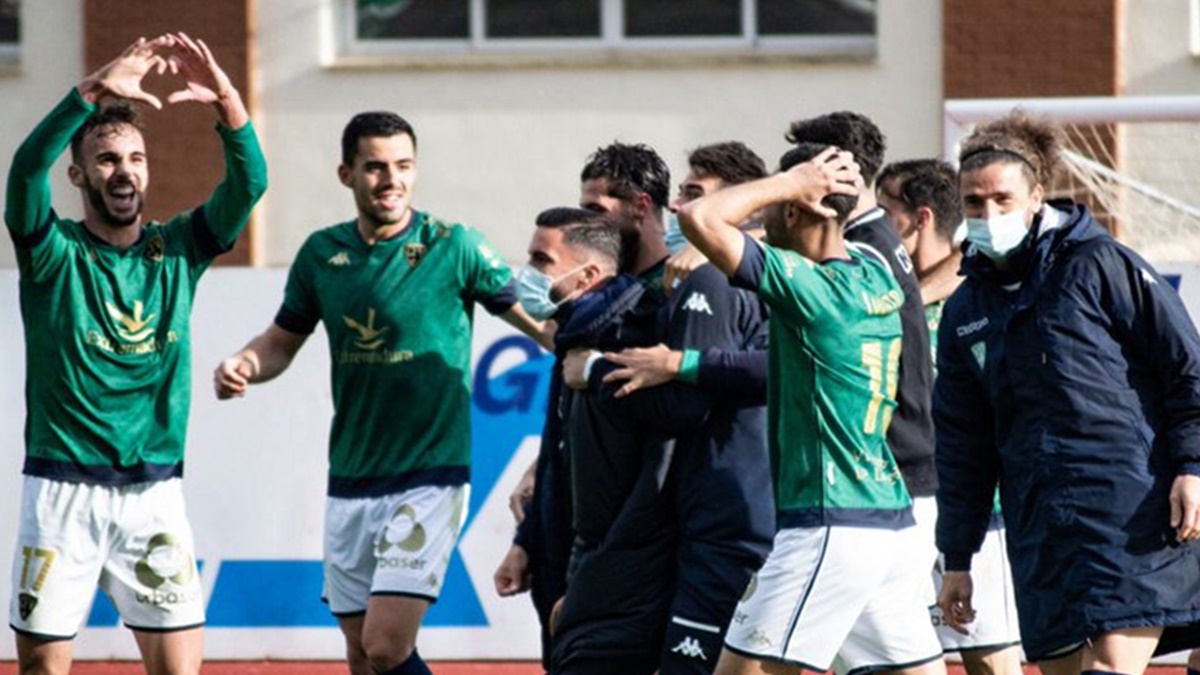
671, 636, 707, 660
377, 504, 426, 554
135, 533, 199, 606
18, 592, 37, 621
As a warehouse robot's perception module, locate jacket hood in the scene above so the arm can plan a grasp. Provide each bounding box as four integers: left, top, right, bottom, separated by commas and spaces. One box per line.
553, 274, 646, 353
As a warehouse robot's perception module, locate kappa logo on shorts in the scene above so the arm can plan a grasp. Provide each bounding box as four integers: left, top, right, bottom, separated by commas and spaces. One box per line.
18, 592, 37, 621
671, 636, 708, 660
377, 504, 427, 554
747, 628, 774, 649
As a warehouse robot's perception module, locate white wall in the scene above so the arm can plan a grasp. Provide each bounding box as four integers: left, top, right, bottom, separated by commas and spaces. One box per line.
0, 0, 83, 268
248, 0, 944, 267
0, 0, 943, 269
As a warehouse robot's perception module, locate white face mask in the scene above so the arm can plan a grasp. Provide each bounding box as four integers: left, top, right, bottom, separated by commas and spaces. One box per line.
965, 210, 1030, 262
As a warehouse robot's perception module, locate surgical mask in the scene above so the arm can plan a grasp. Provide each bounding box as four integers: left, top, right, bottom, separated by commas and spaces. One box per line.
965, 210, 1031, 262
515, 264, 586, 320
664, 212, 688, 255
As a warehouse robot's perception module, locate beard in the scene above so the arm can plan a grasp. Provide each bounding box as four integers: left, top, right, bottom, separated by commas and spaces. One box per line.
85, 178, 143, 228
617, 225, 642, 274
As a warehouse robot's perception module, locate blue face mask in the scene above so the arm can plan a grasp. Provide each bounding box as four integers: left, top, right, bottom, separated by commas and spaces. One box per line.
965, 210, 1031, 262
515, 264, 587, 321
664, 212, 688, 255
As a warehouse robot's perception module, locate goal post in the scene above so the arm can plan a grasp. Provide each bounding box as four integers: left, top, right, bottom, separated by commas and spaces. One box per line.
944, 95, 1200, 262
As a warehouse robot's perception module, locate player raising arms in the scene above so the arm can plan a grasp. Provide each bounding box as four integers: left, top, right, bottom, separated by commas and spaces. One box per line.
6, 33, 265, 675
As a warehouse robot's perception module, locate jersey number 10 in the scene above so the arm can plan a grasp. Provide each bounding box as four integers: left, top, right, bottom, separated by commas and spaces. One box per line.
862, 338, 902, 436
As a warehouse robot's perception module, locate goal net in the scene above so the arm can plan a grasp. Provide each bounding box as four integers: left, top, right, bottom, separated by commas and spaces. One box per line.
944, 96, 1200, 262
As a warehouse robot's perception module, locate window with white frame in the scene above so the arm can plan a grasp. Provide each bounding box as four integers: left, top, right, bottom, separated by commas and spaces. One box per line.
345, 0, 876, 59
0, 0, 18, 65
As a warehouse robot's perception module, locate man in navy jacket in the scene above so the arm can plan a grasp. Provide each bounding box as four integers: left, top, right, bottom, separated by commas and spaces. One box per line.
935, 113, 1200, 675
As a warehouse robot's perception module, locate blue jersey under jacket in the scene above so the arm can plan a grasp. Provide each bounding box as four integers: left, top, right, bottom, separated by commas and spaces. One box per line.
934, 201, 1200, 660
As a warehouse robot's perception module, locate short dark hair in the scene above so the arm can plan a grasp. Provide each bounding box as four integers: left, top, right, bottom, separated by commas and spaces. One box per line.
877, 159, 963, 242
535, 207, 621, 268
785, 111, 886, 186
70, 102, 143, 164
580, 142, 670, 209
341, 112, 417, 166
687, 141, 768, 186
779, 143, 857, 225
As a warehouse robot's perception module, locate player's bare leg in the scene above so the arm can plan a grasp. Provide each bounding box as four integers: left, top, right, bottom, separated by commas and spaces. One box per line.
714, 648, 800, 675
962, 645, 1024, 675
883, 655, 948, 675
1083, 626, 1162, 675
15, 634, 73, 675
337, 613, 372, 675
1038, 646, 1084, 675
361, 595, 430, 673
132, 627, 203, 675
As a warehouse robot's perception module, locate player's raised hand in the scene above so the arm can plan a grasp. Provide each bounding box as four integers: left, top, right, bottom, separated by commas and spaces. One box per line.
784, 147, 861, 219
214, 355, 255, 400
164, 32, 235, 106
78, 35, 178, 109
664, 244, 708, 296
937, 570, 976, 635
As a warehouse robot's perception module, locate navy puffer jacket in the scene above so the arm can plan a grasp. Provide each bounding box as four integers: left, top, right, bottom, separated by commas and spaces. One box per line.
934, 201, 1200, 660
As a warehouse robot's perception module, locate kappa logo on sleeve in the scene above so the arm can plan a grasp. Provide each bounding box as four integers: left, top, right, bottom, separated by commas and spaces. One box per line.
681, 292, 714, 316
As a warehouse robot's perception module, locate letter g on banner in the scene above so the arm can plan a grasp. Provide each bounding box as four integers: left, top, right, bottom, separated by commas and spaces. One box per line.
473, 336, 545, 414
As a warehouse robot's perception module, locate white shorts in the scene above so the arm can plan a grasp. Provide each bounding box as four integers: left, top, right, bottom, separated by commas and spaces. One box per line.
910, 497, 940, 607
725, 524, 943, 675
931, 524, 1021, 652
322, 484, 468, 615
9, 476, 204, 639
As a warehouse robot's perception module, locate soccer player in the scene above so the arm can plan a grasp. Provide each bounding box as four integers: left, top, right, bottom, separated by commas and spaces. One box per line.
678, 143, 945, 675
213, 111, 544, 675
934, 113, 1200, 675
877, 159, 1022, 675
5, 34, 265, 675
581, 140, 775, 674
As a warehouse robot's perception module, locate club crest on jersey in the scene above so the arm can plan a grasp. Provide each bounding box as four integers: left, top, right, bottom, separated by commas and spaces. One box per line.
18, 593, 37, 621
144, 234, 165, 263
404, 243, 427, 269
971, 341, 987, 370
343, 307, 390, 350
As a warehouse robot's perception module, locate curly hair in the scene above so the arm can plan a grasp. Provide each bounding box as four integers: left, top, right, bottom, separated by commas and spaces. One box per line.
785, 111, 886, 185
958, 112, 1063, 188
70, 102, 144, 164
580, 141, 671, 209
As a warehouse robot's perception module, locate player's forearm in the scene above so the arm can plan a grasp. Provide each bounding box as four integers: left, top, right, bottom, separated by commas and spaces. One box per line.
237, 326, 306, 384
5, 89, 94, 240
679, 174, 793, 276
500, 304, 551, 351
212, 87, 249, 131
199, 120, 268, 249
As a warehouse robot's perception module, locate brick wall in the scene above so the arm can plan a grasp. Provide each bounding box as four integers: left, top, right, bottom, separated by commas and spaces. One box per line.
944, 0, 1119, 99
84, 0, 255, 265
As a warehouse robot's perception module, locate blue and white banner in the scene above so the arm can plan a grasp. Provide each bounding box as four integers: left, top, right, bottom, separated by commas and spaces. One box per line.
0, 269, 548, 659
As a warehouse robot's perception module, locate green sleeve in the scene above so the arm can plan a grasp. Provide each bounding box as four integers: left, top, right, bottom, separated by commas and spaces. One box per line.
4, 89, 94, 245
677, 349, 702, 384
276, 239, 322, 335
756, 243, 837, 327
197, 121, 268, 253
456, 225, 513, 303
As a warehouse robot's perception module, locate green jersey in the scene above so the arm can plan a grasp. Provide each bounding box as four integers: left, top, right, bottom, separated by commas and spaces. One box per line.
277, 212, 515, 497
732, 235, 911, 528
4, 89, 267, 485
